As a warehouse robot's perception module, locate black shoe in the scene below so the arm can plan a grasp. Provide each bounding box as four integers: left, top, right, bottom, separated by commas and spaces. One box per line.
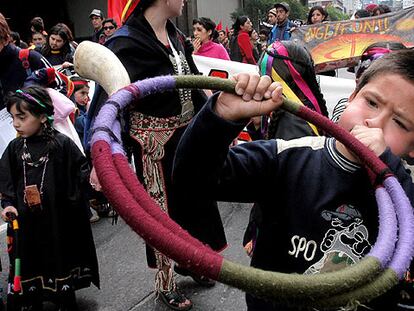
158, 289, 192, 310
174, 265, 216, 287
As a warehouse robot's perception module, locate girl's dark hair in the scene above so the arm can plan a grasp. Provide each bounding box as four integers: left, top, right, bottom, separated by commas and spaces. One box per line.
193, 17, 218, 42
232, 16, 249, 35
6, 86, 55, 140
307, 6, 328, 24
41, 24, 72, 57
262, 41, 328, 138
6, 86, 54, 118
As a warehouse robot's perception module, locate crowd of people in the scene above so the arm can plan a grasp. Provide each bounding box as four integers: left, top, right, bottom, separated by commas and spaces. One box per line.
0, 0, 413, 310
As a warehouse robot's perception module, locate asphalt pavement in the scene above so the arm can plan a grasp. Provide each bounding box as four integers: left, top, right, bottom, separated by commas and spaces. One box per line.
0, 202, 252, 311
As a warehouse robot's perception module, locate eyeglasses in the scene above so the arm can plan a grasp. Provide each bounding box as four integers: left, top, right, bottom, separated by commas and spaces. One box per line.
103, 26, 115, 30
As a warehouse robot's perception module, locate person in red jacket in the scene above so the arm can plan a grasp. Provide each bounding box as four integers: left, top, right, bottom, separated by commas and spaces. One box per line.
229, 16, 256, 64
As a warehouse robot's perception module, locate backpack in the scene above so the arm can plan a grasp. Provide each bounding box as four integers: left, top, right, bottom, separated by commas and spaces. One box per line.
18, 48, 32, 76
229, 35, 243, 62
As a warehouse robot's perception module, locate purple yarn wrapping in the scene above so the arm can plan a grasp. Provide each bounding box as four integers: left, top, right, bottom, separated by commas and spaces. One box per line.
91, 89, 134, 146
111, 142, 124, 155
111, 89, 136, 110
91, 76, 176, 154
368, 186, 398, 268
384, 176, 414, 278
111, 120, 124, 155
132, 75, 176, 99
91, 131, 112, 147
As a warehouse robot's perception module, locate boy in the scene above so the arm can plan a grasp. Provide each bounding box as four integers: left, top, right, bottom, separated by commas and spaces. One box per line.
173, 49, 414, 310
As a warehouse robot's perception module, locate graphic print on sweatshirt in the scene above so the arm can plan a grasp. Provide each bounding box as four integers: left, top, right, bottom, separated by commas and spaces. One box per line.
304, 204, 371, 275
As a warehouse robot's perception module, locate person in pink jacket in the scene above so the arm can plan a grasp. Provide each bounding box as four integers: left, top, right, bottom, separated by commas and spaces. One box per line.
192, 17, 230, 61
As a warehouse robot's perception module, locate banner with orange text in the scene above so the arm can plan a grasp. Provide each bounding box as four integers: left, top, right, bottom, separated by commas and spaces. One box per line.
291, 6, 414, 72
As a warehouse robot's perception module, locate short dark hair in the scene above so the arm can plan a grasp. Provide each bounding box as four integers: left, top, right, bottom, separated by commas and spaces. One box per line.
259, 29, 269, 36
103, 18, 118, 29
356, 49, 414, 93
30, 16, 45, 33
193, 17, 218, 41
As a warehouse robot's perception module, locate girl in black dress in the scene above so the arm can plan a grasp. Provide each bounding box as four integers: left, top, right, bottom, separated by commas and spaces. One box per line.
0, 86, 99, 310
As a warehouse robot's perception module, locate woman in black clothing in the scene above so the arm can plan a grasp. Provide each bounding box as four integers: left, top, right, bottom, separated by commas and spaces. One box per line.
89, 0, 226, 309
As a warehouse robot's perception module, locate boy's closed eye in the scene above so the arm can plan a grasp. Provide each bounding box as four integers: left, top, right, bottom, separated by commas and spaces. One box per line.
393, 117, 409, 131
367, 100, 378, 108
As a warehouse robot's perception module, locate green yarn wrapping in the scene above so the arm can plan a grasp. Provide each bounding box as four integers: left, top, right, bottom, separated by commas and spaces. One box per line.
175, 75, 236, 94
175, 75, 302, 114
311, 268, 398, 309
219, 257, 382, 301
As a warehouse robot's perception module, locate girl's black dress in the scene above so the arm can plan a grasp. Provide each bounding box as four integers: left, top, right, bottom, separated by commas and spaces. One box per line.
0, 132, 99, 305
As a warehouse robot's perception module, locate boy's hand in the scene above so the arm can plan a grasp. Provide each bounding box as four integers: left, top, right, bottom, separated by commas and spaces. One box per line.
215, 73, 283, 121
336, 125, 387, 163
351, 125, 387, 157
1, 206, 18, 221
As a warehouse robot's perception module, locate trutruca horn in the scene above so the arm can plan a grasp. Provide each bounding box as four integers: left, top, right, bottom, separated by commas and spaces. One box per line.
74, 41, 131, 95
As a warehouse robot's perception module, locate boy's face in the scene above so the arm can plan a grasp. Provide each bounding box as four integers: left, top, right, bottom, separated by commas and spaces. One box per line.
32, 33, 45, 46
74, 86, 90, 106
338, 74, 414, 157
